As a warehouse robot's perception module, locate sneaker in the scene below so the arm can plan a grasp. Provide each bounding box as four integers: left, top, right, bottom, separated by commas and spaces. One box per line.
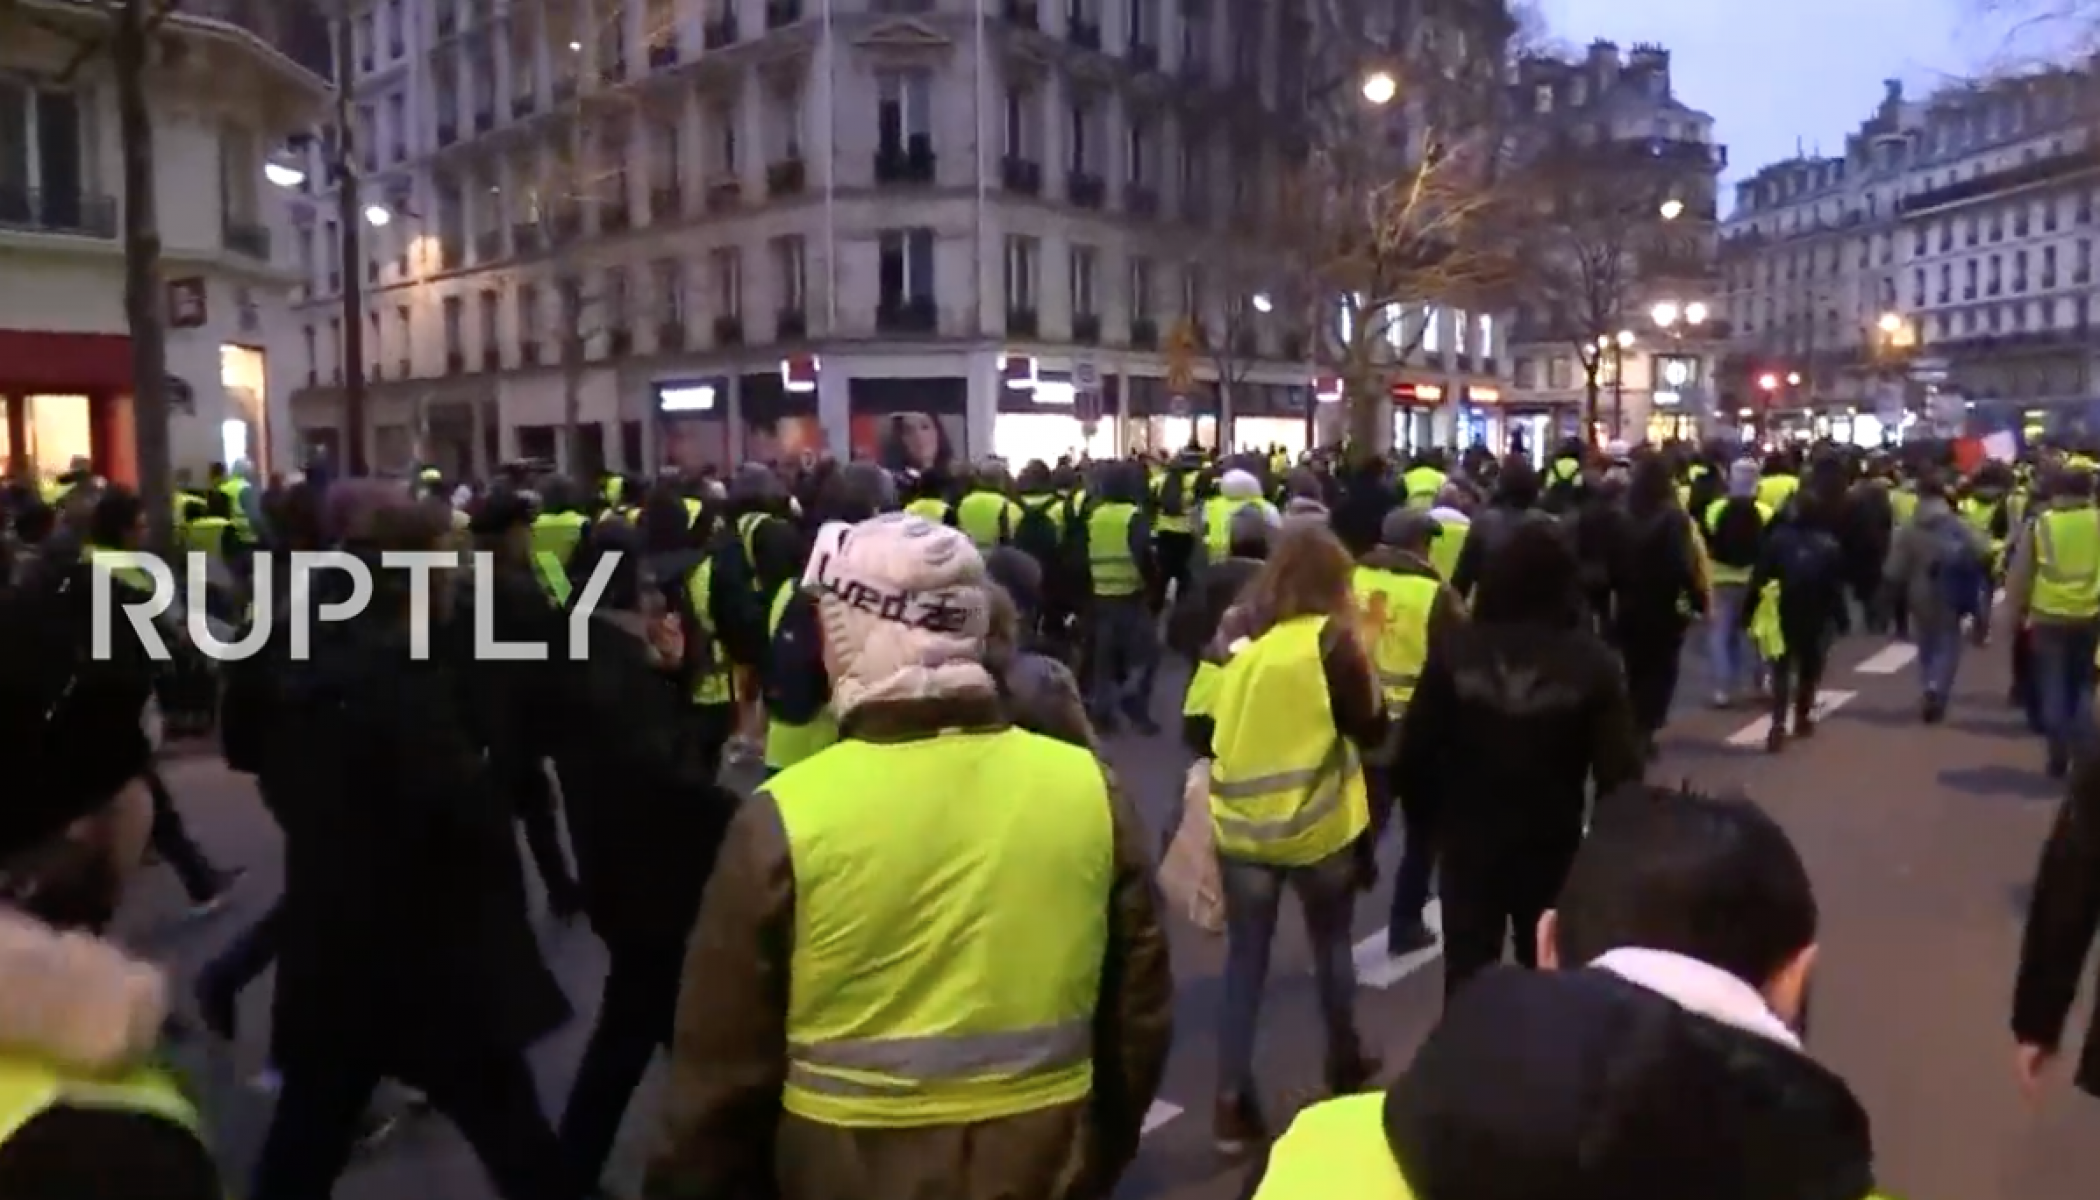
1921, 692, 1946, 724
1212, 1091, 1269, 1156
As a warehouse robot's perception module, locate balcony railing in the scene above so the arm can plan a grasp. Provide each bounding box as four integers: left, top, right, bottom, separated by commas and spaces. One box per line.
874, 141, 936, 184
221, 215, 271, 259
778, 308, 808, 339
1003, 0, 1039, 27
1067, 171, 1106, 209
1127, 41, 1158, 70
650, 183, 682, 220
1001, 156, 1042, 194
767, 157, 807, 196
598, 55, 627, 83
482, 345, 501, 370
550, 205, 583, 242
705, 178, 743, 213
446, 349, 465, 375
552, 75, 578, 101
473, 108, 494, 133
658, 320, 686, 349
437, 120, 458, 146
1006, 307, 1040, 336
512, 220, 542, 252
714, 314, 745, 345
704, 14, 739, 46
1126, 183, 1159, 217
474, 228, 504, 261
511, 90, 537, 118
877, 297, 938, 333
766, 0, 802, 27
1072, 312, 1101, 344
1066, 17, 1101, 48
648, 39, 679, 69
1900, 146, 2100, 214
1129, 317, 1158, 348
436, 236, 463, 270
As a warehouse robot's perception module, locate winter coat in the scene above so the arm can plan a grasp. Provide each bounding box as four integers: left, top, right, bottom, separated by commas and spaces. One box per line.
1880, 497, 1991, 636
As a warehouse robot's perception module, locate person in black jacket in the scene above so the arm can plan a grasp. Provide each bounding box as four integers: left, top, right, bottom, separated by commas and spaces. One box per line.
0, 554, 222, 1199
248, 495, 576, 1200
1395, 520, 1644, 1001
1611, 453, 1706, 758
2013, 749, 2100, 1102
1740, 475, 1852, 754
549, 525, 741, 1193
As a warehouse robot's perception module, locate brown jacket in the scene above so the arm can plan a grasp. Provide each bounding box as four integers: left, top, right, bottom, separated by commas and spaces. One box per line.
643, 692, 1175, 1200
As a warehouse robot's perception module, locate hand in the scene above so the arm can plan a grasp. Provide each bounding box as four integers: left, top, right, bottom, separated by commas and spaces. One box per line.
648, 614, 685, 666
2016, 1042, 2056, 1103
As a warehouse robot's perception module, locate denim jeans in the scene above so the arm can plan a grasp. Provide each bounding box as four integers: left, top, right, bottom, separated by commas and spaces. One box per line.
2029, 623, 2099, 761
1216, 850, 1360, 1096
1706, 583, 1756, 698
1915, 623, 1964, 699
1087, 597, 1159, 720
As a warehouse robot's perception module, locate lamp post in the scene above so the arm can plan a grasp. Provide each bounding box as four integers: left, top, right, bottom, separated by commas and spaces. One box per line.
1596, 329, 1633, 441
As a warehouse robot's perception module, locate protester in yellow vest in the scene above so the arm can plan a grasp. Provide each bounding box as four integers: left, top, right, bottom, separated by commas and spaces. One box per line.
1201, 520, 1389, 1149
1423, 482, 1473, 583
1699, 461, 1772, 708
954, 472, 1020, 550
0, 581, 223, 1196
1352, 510, 1463, 958
2001, 464, 2100, 778
645, 512, 1174, 1200
1082, 462, 1161, 735
1171, 504, 1274, 744
1400, 457, 1446, 508
1196, 467, 1277, 565
1247, 785, 1889, 1200
528, 480, 593, 608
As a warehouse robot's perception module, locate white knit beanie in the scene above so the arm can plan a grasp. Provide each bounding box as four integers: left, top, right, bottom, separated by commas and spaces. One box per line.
801, 513, 997, 716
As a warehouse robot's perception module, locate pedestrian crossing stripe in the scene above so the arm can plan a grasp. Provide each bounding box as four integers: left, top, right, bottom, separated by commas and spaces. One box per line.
1142, 1100, 1182, 1135
1854, 644, 1918, 675
1349, 899, 1445, 990
1725, 690, 1857, 747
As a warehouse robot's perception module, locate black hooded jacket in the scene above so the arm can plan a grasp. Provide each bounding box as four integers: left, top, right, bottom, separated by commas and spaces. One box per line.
1239, 966, 1876, 1200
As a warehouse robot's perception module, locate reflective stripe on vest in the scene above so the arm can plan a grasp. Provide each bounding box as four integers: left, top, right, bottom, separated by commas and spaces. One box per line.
683, 556, 734, 706
1088, 502, 1142, 596
2033, 507, 2100, 619
0, 1054, 203, 1150
771, 727, 1113, 1126
736, 511, 770, 574
1208, 614, 1371, 867
764, 583, 839, 770
1350, 566, 1438, 706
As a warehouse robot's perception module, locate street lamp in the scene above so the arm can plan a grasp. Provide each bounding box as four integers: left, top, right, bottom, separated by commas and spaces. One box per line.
1785, 371, 1802, 386
1759, 372, 1780, 391
264, 160, 306, 189
1659, 198, 1684, 221
1251, 293, 1274, 314
1360, 70, 1397, 106
1878, 311, 1903, 335
362, 203, 394, 227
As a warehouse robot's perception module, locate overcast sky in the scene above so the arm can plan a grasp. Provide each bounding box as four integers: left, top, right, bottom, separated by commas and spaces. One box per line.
1533, 0, 2058, 186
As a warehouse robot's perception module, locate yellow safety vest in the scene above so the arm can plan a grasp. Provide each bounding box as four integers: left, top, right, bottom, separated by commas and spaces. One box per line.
682, 556, 734, 706
185, 516, 231, 559
1088, 502, 1142, 597
1183, 659, 1222, 717
905, 497, 950, 523
1750, 580, 1786, 661
86, 544, 158, 595
1151, 469, 1194, 535
1755, 474, 1798, 513
1252, 1090, 1908, 1200
955, 491, 1017, 549
771, 727, 1112, 1126
2031, 506, 2100, 620
0, 1053, 205, 1160
1401, 467, 1444, 508
1701, 498, 1772, 587
764, 583, 839, 771
1201, 494, 1246, 562
1208, 614, 1370, 867
1890, 485, 1918, 527
1427, 518, 1467, 583
1015, 493, 1066, 538
735, 511, 771, 573
217, 477, 254, 541
529, 511, 588, 607
1350, 566, 1438, 707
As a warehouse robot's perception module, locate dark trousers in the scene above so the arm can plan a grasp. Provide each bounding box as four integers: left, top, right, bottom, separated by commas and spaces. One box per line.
680, 702, 735, 785
201, 898, 283, 997
1619, 629, 1684, 740
253, 1047, 575, 1200
558, 939, 686, 1191
147, 768, 221, 902
1364, 765, 1435, 930
1149, 531, 1196, 614
1439, 840, 1578, 1002
510, 760, 582, 911
1769, 631, 1831, 728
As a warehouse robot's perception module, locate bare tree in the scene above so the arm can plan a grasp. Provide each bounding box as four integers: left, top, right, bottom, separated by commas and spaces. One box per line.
1512, 133, 1714, 443
1278, 0, 1528, 453
1202, 248, 1271, 420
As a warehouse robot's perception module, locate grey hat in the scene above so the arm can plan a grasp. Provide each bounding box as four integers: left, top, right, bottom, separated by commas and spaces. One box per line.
1379, 508, 1441, 549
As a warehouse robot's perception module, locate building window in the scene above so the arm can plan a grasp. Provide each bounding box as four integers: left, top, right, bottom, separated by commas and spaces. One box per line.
773, 235, 806, 312
766, 78, 802, 163
0, 82, 84, 220
479, 288, 500, 354
712, 102, 738, 175
1179, 263, 1202, 317
1067, 98, 1094, 173
712, 247, 742, 317
1421, 306, 1439, 353
1003, 84, 1035, 158
442, 295, 463, 355
518, 281, 542, 344
303, 325, 317, 376
1130, 256, 1152, 318
1476, 312, 1494, 358
654, 257, 685, 320
605, 266, 630, 331
1126, 117, 1151, 186
1070, 244, 1097, 316
1004, 235, 1037, 311
876, 70, 931, 153
879, 228, 936, 305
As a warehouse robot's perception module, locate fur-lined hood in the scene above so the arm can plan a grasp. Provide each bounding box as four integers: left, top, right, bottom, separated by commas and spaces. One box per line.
0, 908, 167, 1071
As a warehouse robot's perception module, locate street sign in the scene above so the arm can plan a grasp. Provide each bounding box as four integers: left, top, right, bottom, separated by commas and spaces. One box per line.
1073, 357, 1100, 391
1075, 387, 1101, 423
1169, 392, 1190, 417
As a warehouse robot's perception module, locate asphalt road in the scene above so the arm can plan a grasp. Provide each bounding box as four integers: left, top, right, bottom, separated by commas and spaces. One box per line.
117, 626, 2100, 1200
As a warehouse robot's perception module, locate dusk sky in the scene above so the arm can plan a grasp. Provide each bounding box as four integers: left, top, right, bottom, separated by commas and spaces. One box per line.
1535, 0, 2062, 194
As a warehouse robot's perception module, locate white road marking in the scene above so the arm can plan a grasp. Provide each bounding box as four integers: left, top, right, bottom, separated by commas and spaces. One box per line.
1142, 1100, 1184, 1135
1350, 899, 1445, 989
1854, 644, 1918, 675
1725, 689, 1857, 747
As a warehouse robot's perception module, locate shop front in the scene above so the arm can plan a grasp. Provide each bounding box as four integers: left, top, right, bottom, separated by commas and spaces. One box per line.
1646, 355, 1705, 444
1228, 382, 1312, 457
655, 376, 732, 471
1389, 381, 1444, 454
1124, 376, 1219, 453
740, 367, 823, 463
0, 330, 136, 486
849, 375, 967, 472
992, 356, 1118, 463
1456, 385, 1500, 450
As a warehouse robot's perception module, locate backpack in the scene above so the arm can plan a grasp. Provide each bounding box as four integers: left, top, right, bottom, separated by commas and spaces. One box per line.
1930, 527, 1988, 618
1705, 498, 1764, 569
1012, 496, 1066, 574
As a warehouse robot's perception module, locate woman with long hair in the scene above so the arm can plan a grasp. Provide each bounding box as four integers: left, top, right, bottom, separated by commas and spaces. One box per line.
1201, 520, 1387, 1153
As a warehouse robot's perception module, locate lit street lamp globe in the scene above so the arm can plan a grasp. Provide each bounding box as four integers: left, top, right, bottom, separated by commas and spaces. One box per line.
1361, 71, 1397, 106
1659, 198, 1684, 220
1651, 301, 1679, 328
1684, 301, 1707, 324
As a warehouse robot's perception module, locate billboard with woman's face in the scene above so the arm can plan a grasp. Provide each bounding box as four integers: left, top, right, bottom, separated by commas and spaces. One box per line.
854, 411, 962, 474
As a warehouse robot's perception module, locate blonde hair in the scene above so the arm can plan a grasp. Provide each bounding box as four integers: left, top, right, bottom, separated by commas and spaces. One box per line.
1235, 520, 1355, 637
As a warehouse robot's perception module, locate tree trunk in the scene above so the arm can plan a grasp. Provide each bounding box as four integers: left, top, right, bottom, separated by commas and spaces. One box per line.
1583, 373, 1602, 448
116, 0, 173, 552
1344, 382, 1385, 462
